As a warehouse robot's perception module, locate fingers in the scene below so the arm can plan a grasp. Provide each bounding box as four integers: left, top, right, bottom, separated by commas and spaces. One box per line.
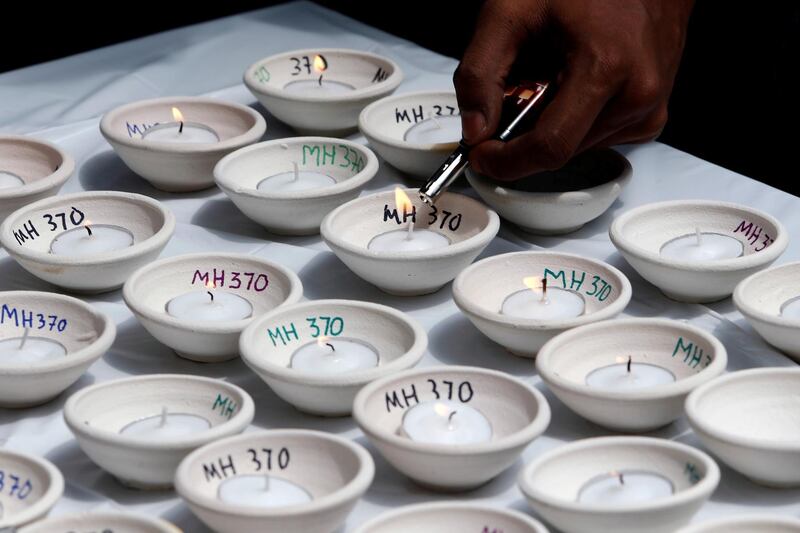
593, 106, 668, 147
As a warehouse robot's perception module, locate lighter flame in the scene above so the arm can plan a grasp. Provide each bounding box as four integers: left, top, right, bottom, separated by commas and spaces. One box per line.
394, 187, 413, 214
313, 55, 328, 72
172, 106, 184, 123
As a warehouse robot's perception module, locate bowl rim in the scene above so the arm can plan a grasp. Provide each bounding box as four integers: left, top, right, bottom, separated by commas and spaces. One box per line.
685, 367, 800, 452
214, 136, 379, 200
0, 191, 176, 267
243, 48, 403, 103
452, 250, 632, 329
536, 317, 727, 401
518, 436, 720, 514
733, 260, 800, 328
352, 365, 551, 456
676, 514, 800, 532
0, 449, 64, 529
609, 199, 789, 273
99, 96, 267, 153
0, 290, 116, 375
174, 429, 375, 518
122, 252, 303, 334
239, 298, 427, 386
18, 511, 182, 533
63, 374, 255, 451
0, 135, 75, 200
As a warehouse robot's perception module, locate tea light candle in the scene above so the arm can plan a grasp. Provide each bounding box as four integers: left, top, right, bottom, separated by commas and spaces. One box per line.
141, 107, 220, 144
290, 336, 378, 375
120, 406, 211, 438
49, 224, 134, 257
585, 356, 676, 390
217, 474, 312, 508
780, 296, 800, 319
0, 328, 66, 363
257, 162, 336, 193
501, 277, 585, 320
404, 115, 461, 144
166, 287, 253, 322
283, 54, 355, 96
660, 228, 743, 261
0, 170, 24, 189
401, 399, 492, 445
368, 188, 450, 252
578, 471, 674, 506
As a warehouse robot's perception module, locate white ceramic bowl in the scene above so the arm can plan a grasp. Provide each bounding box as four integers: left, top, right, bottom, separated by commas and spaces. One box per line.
0, 191, 175, 293
353, 365, 551, 491
685, 367, 800, 487
0, 449, 64, 531
240, 299, 427, 416
175, 429, 374, 533
733, 261, 800, 360
359, 91, 460, 178
0, 135, 73, 222
0, 290, 116, 407
518, 436, 720, 533
453, 251, 632, 357
677, 515, 800, 533
64, 374, 254, 489
610, 200, 788, 303
123, 252, 302, 362
214, 137, 379, 235
466, 149, 632, 235
100, 96, 266, 192
244, 48, 402, 135
19, 511, 182, 533
354, 502, 549, 533
536, 318, 726, 432
321, 189, 499, 295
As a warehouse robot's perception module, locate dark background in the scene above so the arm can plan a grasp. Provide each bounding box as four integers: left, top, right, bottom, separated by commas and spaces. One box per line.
2, 1, 798, 196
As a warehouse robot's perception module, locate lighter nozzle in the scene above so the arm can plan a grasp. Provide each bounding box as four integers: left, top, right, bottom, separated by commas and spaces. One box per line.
418, 143, 470, 205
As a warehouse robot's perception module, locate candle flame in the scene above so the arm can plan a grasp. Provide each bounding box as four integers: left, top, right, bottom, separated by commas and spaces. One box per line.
205, 280, 216, 290
394, 187, 414, 214
313, 54, 328, 73
523, 276, 544, 292
172, 106, 185, 123
316, 335, 330, 347
615, 356, 629, 364
433, 403, 451, 418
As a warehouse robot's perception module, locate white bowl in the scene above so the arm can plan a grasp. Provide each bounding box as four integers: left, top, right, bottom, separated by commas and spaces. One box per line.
0, 191, 175, 293
518, 436, 720, 533
214, 137, 379, 235
123, 252, 303, 362
100, 96, 266, 192
240, 299, 426, 416
244, 48, 402, 135
466, 149, 632, 235
677, 515, 800, 533
453, 251, 632, 357
685, 367, 800, 487
536, 318, 727, 432
175, 429, 374, 533
0, 290, 116, 407
610, 200, 788, 303
733, 261, 800, 360
19, 511, 182, 533
354, 502, 549, 533
64, 374, 254, 489
358, 91, 460, 178
353, 365, 551, 491
321, 189, 499, 295
0, 449, 64, 530
0, 135, 74, 222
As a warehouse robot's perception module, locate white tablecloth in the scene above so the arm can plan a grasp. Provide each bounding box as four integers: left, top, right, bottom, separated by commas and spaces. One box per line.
1, 2, 799, 530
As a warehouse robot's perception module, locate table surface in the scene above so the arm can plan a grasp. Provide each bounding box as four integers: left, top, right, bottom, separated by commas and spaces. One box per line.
1, 1, 799, 530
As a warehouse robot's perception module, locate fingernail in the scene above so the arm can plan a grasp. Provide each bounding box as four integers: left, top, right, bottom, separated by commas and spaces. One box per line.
461, 110, 486, 144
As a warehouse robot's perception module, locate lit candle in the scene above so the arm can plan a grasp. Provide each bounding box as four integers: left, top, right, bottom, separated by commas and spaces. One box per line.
401, 399, 492, 445
780, 296, 800, 319
217, 474, 312, 508
368, 188, 450, 252
290, 336, 378, 375
166, 283, 253, 322
585, 356, 676, 390
403, 114, 461, 145
257, 161, 336, 193
49, 222, 134, 257
0, 328, 66, 364
141, 107, 220, 144
119, 406, 211, 438
282, 55, 355, 95
501, 277, 585, 320
660, 227, 743, 261
0, 170, 24, 189
578, 471, 674, 506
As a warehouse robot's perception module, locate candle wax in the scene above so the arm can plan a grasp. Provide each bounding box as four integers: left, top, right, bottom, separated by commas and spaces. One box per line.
501, 287, 585, 320
282, 79, 355, 95
368, 228, 450, 252
780, 296, 800, 319
578, 471, 674, 506
49, 225, 134, 257
119, 412, 211, 439
0, 336, 66, 364
217, 475, 312, 508
290, 338, 379, 376
141, 122, 220, 143
166, 290, 253, 322
660, 232, 743, 261
257, 170, 336, 193
0, 170, 24, 189
401, 399, 493, 445
585, 362, 676, 390
403, 115, 462, 145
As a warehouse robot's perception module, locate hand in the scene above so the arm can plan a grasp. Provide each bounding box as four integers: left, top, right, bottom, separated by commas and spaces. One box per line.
454, 0, 693, 180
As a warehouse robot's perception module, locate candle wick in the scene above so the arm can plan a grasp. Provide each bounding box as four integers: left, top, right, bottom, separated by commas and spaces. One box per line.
326, 342, 335, 352
405, 218, 414, 241
178, 121, 184, 134
540, 278, 549, 304
447, 410, 457, 430
618, 472, 625, 485
626, 355, 632, 374
264, 474, 270, 491
85, 225, 93, 237
318, 74, 323, 86
207, 291, 214, 302
158, 406, 168, 428
292, 161, 300, 183
19, 327, 30, 349
695, 227, 703, 246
